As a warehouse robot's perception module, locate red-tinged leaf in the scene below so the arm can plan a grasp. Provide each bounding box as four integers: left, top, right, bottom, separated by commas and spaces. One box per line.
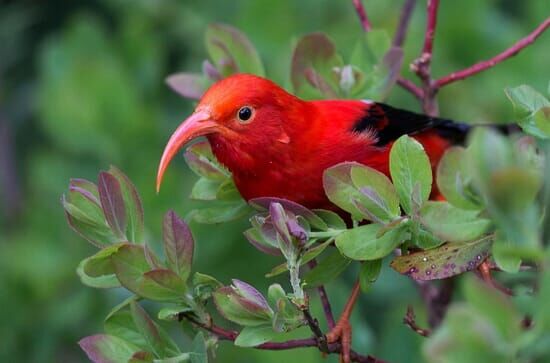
323, 162, 366, 220
249, 197, 327, 231
163, 210, 194, 281
232, 279, 271, 311
111, 245, 185, 301
130, 302, 166, 358
202, 59, 221, 81
213, 286, 273, 326
184, 141, 229, 181
98, 172, 127, 239
291, 33, 342, 98
79, 334, 138, 363
166, 73, 210, 100
71, 178, 100, 198
109, 166, 144, 243
70, 178, 101, 206
205, 23, 265, 77
243, 228, 281, 256
377, 46, 403, 100
64, 208, 116, 248
390, 235, 494, 281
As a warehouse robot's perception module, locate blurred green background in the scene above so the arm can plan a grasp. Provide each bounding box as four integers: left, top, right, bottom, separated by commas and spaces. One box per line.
0, 0, 548, 362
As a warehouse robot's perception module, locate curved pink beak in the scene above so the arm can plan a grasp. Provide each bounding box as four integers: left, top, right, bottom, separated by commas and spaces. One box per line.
157, 109, 219, 192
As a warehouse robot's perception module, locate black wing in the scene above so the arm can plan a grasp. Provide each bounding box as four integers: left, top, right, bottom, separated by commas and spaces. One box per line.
352, 102, 470, 146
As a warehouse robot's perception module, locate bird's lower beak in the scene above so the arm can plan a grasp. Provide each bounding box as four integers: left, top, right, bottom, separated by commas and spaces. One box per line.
157, 109, 219, 192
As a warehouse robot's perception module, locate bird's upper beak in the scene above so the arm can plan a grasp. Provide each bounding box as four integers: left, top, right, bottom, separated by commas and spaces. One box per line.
156, 109, 219, 192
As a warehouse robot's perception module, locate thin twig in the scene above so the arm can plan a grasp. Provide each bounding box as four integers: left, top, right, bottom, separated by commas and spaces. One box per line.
403, 305, 431, 337
352, 0, 372, 32
396, 77, 424, 99
302, 307, 329, 352
308, 260, 336, 329
179, 313, 386, 363
435, 17, 550, 88
393, 0, 417, 48
410, 0, 440, 115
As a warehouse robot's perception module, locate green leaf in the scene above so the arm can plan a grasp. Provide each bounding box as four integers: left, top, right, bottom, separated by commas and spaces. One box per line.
424, 305, 513, 363
190, 178, 220, 201
163, 210, 194, 282
335, 223, 409, 261
313, 209, 347, 230
205, 23, 265, 77
158, 306, 191, 322
189, 201, 250, 224
389, 135, 432, 214
109, 166, 145, 244
390, 236, 493, 281
350, 164, 400, 222
414, 226, 445, 249
235, 325, 279, 347
249, 197, 327, 231
105, 310, 148, 351
323, 162, 366, 220
190, 332, 208, 363
142, 269, 187, 297
184, 141, 230, 181
359, 259, 382, 293
492, 235, 522, 273
79, 334, 138, 363
166, 73, 210, 100
130, 302, 166, 358
419, 201, 491, 242
505, 84, 550, 138
436, 146, 481, 210
463, 276, 521, 340
303, 250, 351, 288
77, 243, 125, 288
193, 272, 223, 301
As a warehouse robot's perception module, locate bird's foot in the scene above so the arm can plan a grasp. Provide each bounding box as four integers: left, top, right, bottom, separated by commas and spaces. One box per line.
325, 280, 361, 363
326, 317, 352, 363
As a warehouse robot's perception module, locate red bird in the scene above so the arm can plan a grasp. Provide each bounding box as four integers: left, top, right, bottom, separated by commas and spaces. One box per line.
157, 73, 466, 206
156, 73, 468, 362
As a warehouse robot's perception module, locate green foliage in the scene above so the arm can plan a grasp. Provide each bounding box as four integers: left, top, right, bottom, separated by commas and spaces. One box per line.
4, 1, 549, 362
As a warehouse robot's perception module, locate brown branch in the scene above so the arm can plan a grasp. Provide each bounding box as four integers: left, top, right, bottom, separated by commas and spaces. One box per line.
302, 307, 329, 353
397, 77, 424, 99
403, 305, 431, 337
179, 313, 386, 363
393, 0, 417, 48
435, 17, 550, 88
352, 0, 372, 32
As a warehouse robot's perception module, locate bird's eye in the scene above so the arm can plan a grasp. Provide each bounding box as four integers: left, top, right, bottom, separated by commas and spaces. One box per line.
237, 106, 253, 123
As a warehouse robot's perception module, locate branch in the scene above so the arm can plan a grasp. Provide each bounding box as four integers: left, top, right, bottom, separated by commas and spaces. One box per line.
435, 17, 550, 88
179, 313, 387, 363
393, 0, 417, 48
403, 305, 431, 337
352, 0, 424, 100
308, 260, 336, 329
352, 0, 372, 32
397, 77, 424, 99
410, 0, 441, 115
416, 278, 454, 328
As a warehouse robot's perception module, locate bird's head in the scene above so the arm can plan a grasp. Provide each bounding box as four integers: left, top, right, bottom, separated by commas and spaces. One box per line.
157, 73, 306, 192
